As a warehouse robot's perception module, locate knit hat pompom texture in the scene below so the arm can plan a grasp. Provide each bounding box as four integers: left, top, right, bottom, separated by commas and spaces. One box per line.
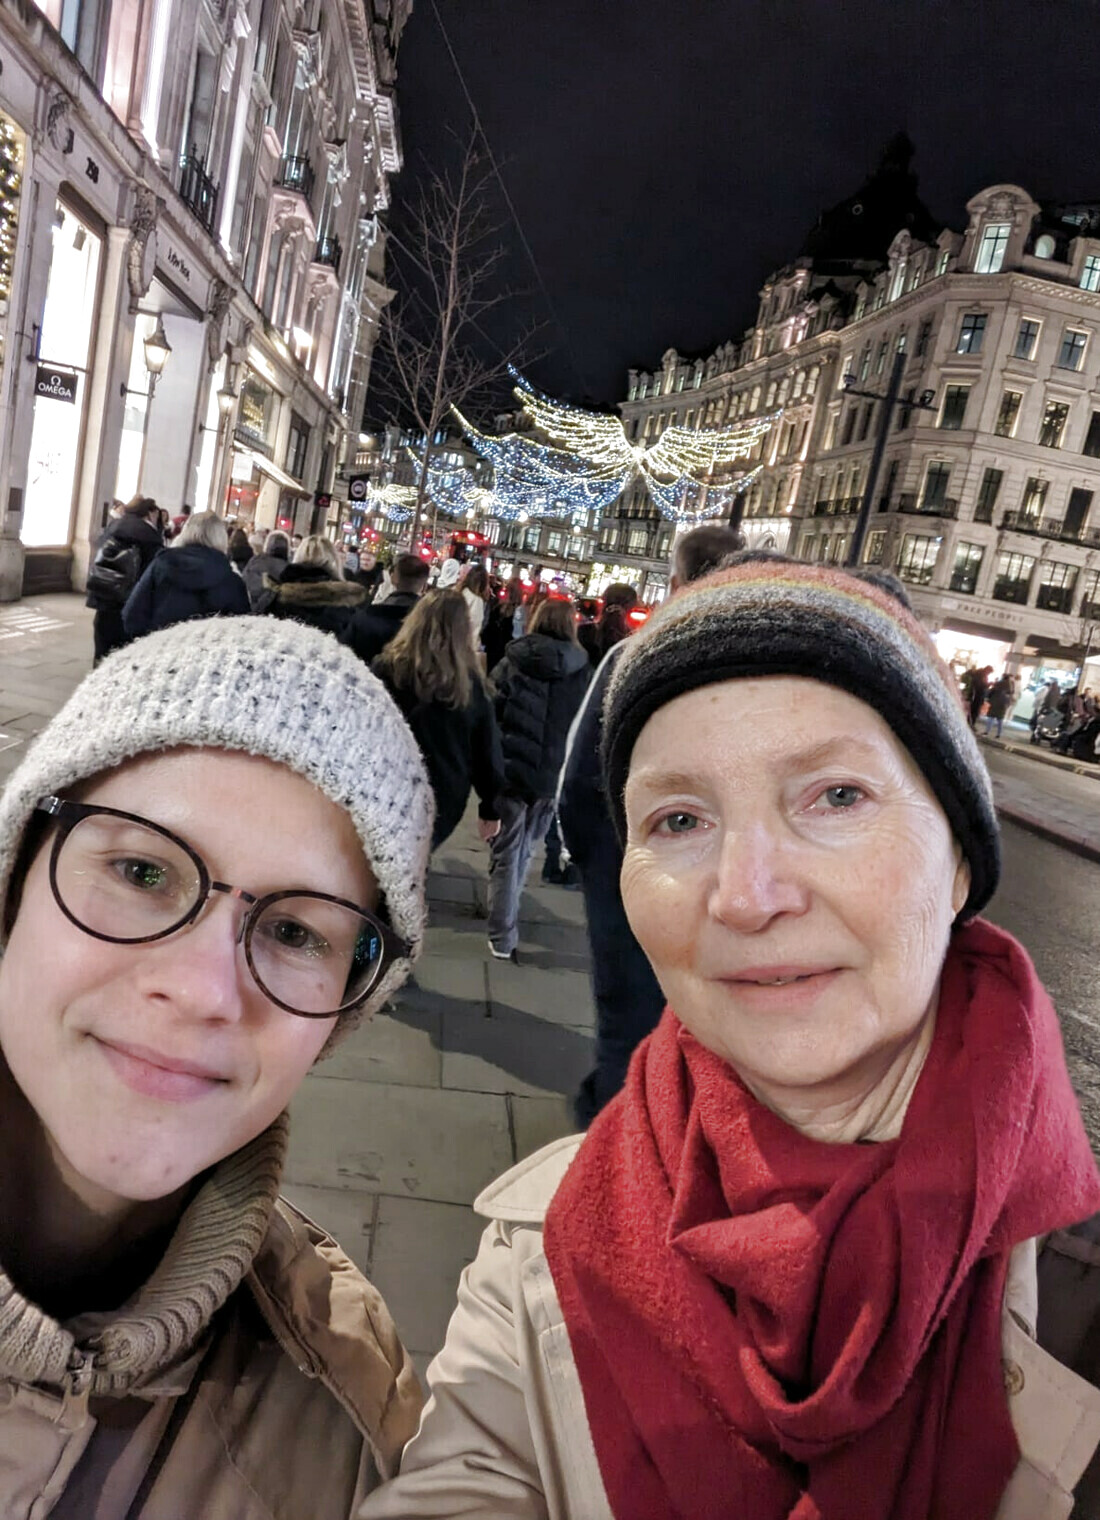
603, 560, 1000, 918
0, 617, 434, 1033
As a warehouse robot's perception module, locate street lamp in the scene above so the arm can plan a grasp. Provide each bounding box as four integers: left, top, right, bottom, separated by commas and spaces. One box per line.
216, 382, 238, 417
142, 317, 172, 382
843, 352, 938, 567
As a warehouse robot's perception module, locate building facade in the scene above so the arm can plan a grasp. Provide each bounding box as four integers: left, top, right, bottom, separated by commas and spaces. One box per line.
623, 145, 1100, 684
0, 0, 408, 599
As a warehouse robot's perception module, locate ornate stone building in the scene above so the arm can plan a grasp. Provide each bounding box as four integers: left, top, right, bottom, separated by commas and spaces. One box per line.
0, 0, 409, 597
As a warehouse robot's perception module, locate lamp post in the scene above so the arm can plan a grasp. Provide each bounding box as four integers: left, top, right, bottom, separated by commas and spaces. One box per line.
120, 314, 174, 496
843, 351, 937, 568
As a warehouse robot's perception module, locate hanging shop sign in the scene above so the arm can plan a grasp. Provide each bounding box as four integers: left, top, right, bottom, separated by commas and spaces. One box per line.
347, 473, 369, 501
34, 363, 78, 403
315, 491, 332, 511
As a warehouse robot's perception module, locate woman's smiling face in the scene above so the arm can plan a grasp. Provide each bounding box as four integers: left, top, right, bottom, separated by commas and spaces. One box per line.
0, 748, 376, 1204
620, 677, 970, 1112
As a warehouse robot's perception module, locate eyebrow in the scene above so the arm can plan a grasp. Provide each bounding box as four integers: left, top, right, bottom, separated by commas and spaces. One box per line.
627, 736, 890, 796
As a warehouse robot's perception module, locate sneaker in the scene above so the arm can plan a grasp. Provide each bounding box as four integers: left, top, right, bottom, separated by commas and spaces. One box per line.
488, 942, 517, 962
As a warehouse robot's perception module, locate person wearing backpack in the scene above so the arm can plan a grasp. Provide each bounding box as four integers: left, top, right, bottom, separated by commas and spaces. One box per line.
85, 497, 164, 663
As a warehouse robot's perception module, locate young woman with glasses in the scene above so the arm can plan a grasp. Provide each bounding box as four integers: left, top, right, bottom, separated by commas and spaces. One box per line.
0, 616, 434, 1518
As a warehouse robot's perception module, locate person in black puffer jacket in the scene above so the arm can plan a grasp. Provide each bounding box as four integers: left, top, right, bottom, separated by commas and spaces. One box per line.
122, 512, 249, 640
486, 597, 590, 959
258, 535, 366, 640
243, 529, 290, 609
343, 553, 430, 665
85, 497, 165, 662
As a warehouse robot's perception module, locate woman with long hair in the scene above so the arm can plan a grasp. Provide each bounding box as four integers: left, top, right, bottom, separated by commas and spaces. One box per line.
258, 534, 366, 639
484, 576, 526, 673
483, 597, 590, 959
461, 564, 491, 651
375, 590, 504, 850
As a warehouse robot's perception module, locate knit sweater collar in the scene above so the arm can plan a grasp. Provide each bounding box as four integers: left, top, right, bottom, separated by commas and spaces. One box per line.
0, 1112, 288, 1396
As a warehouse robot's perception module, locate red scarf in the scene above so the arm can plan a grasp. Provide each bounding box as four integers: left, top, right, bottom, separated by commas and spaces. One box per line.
544, 919, 1100, 1520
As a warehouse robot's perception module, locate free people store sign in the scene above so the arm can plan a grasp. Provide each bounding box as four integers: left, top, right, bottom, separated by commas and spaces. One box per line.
34, 364, 78, 403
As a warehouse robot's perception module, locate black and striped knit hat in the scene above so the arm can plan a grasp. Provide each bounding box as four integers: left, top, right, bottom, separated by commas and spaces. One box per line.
602, 557, 999, 918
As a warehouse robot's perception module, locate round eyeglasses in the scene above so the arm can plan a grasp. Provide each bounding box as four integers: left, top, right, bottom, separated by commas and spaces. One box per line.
34, 797, 409, 1019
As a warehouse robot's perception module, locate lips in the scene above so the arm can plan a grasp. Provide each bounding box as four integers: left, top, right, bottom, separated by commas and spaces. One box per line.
728, 965, 837, 985
94, 1036, 230, 1102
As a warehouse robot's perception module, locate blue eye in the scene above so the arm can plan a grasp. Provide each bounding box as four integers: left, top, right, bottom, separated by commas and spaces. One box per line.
661, 811, 700, 834
821, 786, 864, 809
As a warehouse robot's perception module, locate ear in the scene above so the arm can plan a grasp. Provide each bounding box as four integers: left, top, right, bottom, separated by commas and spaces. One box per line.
951, 848, 971, 918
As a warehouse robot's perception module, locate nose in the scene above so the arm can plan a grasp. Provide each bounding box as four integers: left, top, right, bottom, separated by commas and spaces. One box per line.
707, 819, 810, 934
138, 892, 251, 1023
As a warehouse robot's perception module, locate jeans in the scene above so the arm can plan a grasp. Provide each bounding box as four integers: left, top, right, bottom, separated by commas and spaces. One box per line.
573, 845, 666, 1127
487, 795, 555, 954
983, 715, 1004, 738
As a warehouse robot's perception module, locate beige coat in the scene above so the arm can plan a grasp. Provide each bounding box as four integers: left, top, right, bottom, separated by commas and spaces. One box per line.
361, 1135, 1100, 1520
0, 1117, 422, 1520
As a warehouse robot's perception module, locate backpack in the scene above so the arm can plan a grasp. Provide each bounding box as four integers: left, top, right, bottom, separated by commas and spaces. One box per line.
86, 536, 144, 605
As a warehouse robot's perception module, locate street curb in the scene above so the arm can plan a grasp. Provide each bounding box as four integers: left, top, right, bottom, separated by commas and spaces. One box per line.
978, 733, 1100, 782
996, 803, 1100, 866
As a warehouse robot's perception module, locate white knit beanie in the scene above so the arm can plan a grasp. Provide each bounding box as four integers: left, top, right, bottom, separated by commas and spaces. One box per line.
0, 617, 434, 1042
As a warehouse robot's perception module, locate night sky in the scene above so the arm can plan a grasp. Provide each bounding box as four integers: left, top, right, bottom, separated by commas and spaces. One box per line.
389, 0, 1100, 408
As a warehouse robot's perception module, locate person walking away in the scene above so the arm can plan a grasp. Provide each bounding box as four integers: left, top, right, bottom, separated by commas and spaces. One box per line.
168, 502, 192, 539
258, 534, 365, 640
983, 673, 1015, 738
85, 496, 164, 663
122, 511, 250, 640
578, 582, 637, 668
0, 616, 432, 1514
963, 664, 993, 728
374, 590, 504, 849
243, 528, 291, 609
484, 577, 525, 673
1031, 676, 1062, 736
561, 522, 744, 1126
227, 526, 254, 574
343, 553, 430, 665
435, 557, 462, 591
461, 564, 491, 652
486, 597, 590, 960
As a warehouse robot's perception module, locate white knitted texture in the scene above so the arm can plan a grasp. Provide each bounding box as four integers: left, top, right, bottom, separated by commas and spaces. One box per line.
0, 616, 434, 1033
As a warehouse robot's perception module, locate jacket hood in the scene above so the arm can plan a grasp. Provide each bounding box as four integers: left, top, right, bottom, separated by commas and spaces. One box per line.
276, 573, 366, 609
507, 633, 590, 681
160, 543, 235, 588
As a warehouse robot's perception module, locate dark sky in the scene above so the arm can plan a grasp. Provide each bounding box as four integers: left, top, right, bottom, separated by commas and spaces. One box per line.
389, 0, 1100, 408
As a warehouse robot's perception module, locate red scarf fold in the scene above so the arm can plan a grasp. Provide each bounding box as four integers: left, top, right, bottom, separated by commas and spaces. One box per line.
544, 919, 1100, 1520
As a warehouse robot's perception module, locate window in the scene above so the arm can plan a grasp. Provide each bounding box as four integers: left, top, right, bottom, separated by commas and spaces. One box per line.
992, 551, 1036, 604
626, 527, 648, 556
939, 385, 970, 429
522, 527, 541, 553
822, 411, 839, 451
285, 413, 310, 479
857, 404, 873, 442
915, 318, 933, 357
879, 458, 900, 511
1020, 477, 1049, 520
841, 407, 857, 446
994, 390, 1023, 438
1036, 561, 1078, 613
1065, 487, 1094, 538
875, 340, 889, 375
1038, 400, 1070, 449
858, 345, 872, 382
801, 534, 816, 561
1083, 412, 1100, 457
830, 535, 849, 564
974, 468, 1004, 523
975, 222, 1010, 274
897, 533, 942, 585
956, 313, 988, 354
949, 542, 985, 594
1083, 570, 1100, 619
1081, 254, 1100, 293
936, 250, 950, 276
864, 530, 886, 566
545, 531, 564, 555
922, 462, 952, 510
1014, 319, 1041, 360
1057, 329, 1088, 371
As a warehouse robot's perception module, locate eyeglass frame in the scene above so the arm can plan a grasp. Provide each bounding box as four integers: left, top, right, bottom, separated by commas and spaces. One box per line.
33, 796, 410, 1019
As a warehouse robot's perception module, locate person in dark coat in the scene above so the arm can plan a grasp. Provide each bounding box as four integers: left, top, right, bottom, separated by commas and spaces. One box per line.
962, 664, 993, 727
342, 553, 430, 665
560, 523, 745, 1126
257, 535, 366, 640
85, 496, 164, 663
242, 529, 290, 609
486, 597, 590, 960
228, 526, 254, 573
982, 673, 1015, 738
374, 591, 504, 850
577, 581, 637, 668
483, 577, 525, 674
122, 512, 250, 640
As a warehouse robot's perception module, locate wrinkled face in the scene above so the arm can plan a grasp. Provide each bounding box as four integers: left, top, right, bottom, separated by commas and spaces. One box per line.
0, 749, 376, 1202
621, 678, 970, 1104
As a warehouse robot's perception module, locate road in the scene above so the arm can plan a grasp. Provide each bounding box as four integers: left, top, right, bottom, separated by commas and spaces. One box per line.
986, 822, 1100, 1147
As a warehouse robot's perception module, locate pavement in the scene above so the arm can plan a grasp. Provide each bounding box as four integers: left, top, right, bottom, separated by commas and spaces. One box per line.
0, 594, 1096, 1364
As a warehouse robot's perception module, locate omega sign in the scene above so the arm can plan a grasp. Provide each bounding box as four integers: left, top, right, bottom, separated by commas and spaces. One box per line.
34, 365, 78, 404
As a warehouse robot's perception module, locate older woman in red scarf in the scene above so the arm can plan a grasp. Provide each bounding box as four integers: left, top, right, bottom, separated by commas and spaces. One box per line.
362, 557, 1100, 1520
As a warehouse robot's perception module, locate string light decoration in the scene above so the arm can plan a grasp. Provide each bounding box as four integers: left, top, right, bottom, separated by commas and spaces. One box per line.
0, 114, 23, 384
647, 465, 763, 523
365, 482, 416, 522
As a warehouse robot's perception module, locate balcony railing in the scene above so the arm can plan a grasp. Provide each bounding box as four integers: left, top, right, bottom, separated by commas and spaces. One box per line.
812, 496, 862, 518
999, 510, 1100, 547
178, 153, 219, 234
897, 491, 958, 519
314, 234, 342, 273
277, 155, 316, 202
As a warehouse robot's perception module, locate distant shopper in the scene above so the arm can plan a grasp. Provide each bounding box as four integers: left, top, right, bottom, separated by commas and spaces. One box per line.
85, 495, 164, 663
435, 558, 462, 591
578, 581, 637, 668
962, 664, 993, 728
561, 522, 745, 1125
374, 591, 505, 849
486, 597, 590, 960
243, 528, 291, 608
343, 553, 430, 665
484, 577, 526, 673
122, 511, 249, 639
258, 535, 365, 640
461, 563, 491, 650
168, 502, 193, 539
227, 526, 254, 572
983, 673, 1015, 739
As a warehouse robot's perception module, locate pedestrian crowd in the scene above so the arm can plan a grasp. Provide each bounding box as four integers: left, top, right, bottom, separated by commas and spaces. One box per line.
0, 507, 1095, 1516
